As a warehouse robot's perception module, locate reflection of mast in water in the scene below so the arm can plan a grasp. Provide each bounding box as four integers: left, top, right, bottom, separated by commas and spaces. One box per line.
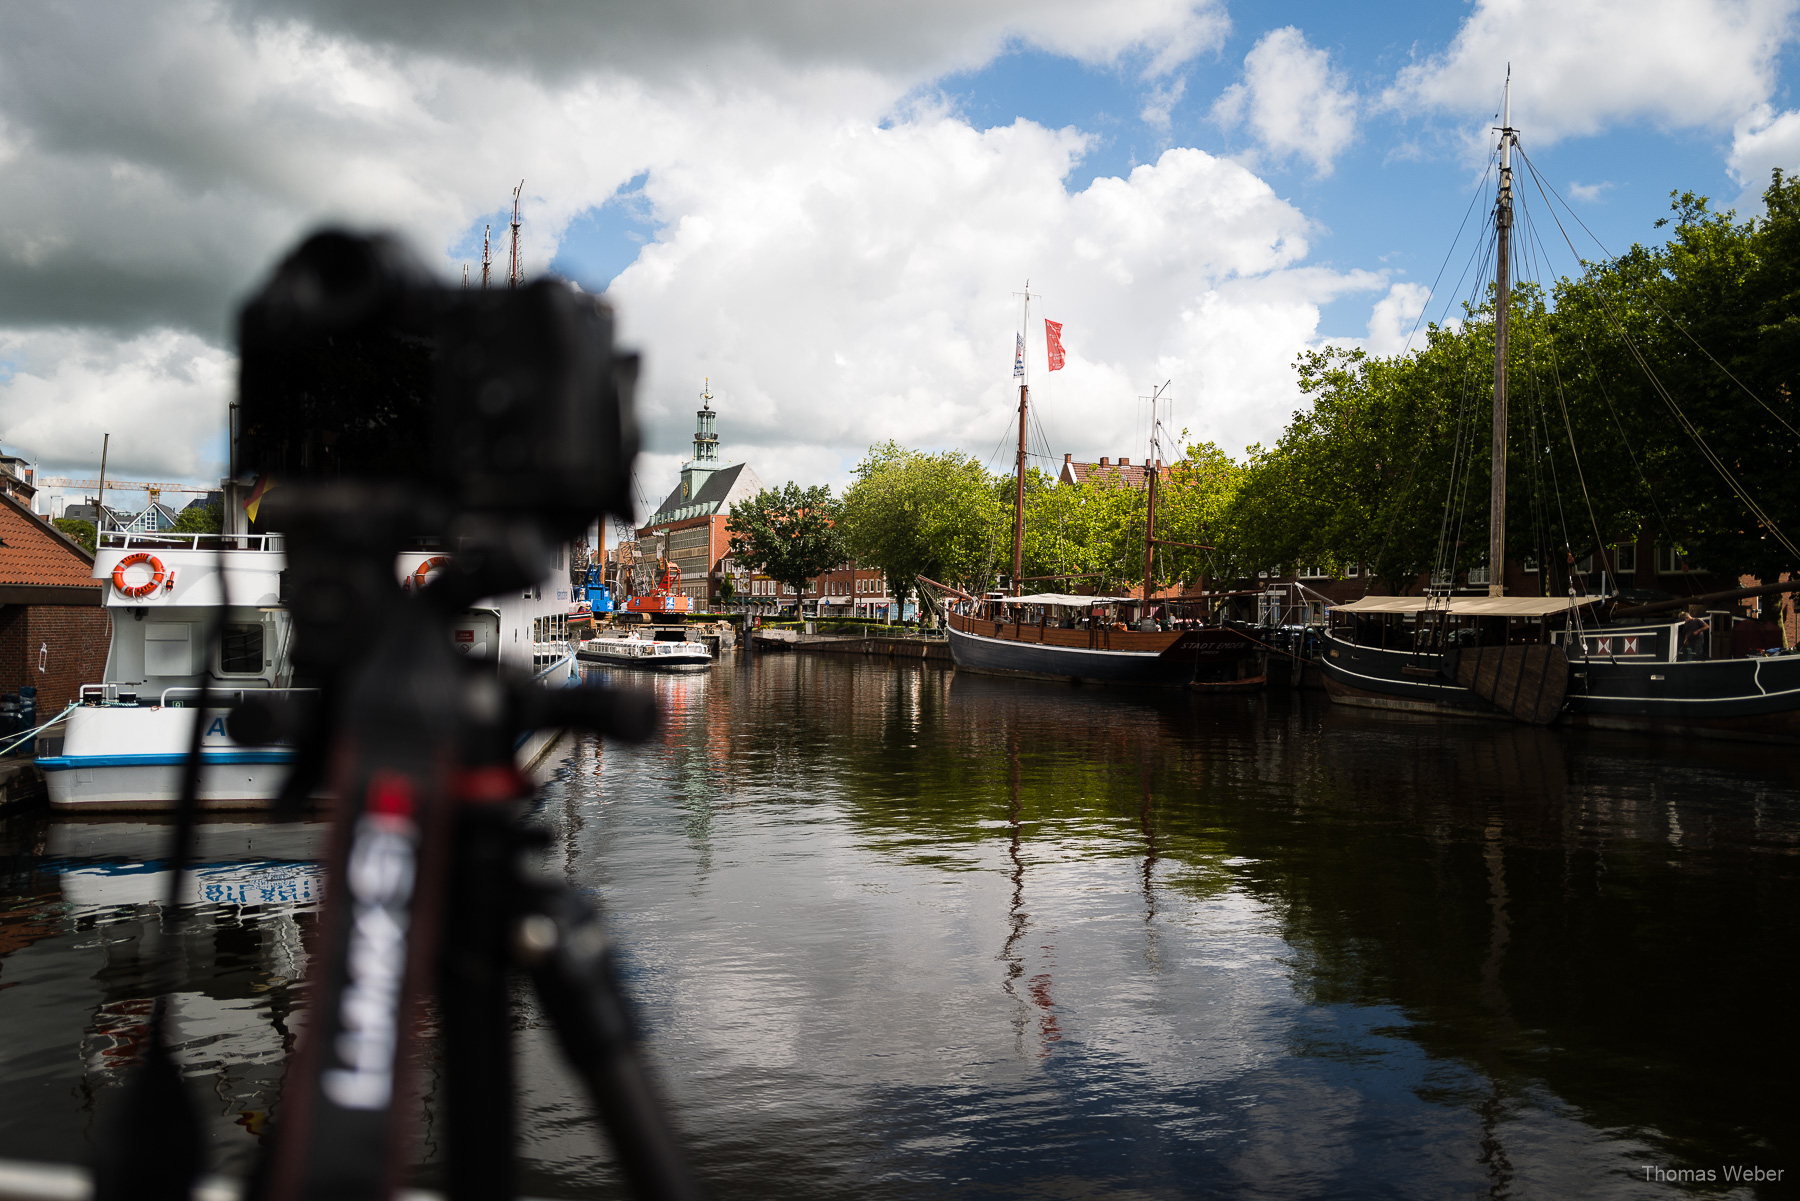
998, 739, 1060, 1057
1139, 758, 1162, 972
1476, 815, 1515, 1196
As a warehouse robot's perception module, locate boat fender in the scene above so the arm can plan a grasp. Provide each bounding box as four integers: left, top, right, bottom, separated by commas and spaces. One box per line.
111, 552, 167, 600
408, 555, 451, 592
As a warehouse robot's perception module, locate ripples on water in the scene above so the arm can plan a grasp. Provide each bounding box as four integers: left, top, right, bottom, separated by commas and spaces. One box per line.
2, 654, 1796, 1198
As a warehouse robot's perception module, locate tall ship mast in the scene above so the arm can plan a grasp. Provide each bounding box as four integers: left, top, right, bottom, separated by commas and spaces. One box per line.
1488, 70, 1514, 598
1010, 285, 1031, 595
931, 287, 1261, 688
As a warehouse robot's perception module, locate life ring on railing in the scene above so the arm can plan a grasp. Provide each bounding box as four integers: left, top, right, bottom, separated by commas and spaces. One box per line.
111, 553, 167, 600
410, 555, 451, 592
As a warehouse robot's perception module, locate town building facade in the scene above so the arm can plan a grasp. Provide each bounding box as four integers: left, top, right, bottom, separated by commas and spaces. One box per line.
0, 489, 109, 723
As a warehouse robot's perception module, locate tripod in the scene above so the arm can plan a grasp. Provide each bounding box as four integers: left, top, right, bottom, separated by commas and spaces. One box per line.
234, 491, 697, 1201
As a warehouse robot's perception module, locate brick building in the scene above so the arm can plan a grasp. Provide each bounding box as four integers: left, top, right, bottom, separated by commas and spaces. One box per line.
0, 489, 109, 724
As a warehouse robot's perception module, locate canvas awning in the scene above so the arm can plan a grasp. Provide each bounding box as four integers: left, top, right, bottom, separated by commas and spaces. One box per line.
1001, 593, 1140, 607
1333, 594, 1601, 617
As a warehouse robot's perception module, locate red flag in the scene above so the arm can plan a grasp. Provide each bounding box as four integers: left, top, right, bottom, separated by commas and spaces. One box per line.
1044, 319, 1066, 371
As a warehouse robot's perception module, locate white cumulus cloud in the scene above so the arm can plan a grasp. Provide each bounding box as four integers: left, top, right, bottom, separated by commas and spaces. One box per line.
1386, 0, 1799, 148
0, 0, 1391, 503
1212, 27, 1357, 176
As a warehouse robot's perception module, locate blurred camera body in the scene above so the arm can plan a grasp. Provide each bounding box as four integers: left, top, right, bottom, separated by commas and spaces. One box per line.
236, 230, 638, 538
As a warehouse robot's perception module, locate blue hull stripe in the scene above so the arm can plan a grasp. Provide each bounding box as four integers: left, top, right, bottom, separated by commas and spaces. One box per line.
36, 751, 296, 772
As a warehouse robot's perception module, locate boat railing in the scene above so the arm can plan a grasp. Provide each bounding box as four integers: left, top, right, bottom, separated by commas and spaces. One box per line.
99, 531, 285, 553
532, 643, 576, 679
157, 684, 319, 708
77, 682, 319, 707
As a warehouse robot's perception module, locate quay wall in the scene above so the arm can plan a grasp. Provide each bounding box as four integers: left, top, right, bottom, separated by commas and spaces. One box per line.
781, 634, 952, 664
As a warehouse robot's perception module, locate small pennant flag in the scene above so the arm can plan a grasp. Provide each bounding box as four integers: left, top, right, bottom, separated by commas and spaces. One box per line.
1013, 333, 1025, 378
1044, 319, 1066, 371
243, 474, 275, 523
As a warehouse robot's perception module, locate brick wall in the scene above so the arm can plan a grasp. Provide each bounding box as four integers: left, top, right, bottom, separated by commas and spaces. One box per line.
0, 605, 111, 718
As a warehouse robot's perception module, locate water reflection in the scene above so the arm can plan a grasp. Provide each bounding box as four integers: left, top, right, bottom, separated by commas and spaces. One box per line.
0, 654, 1795, 1198
0, 817, 322, 1174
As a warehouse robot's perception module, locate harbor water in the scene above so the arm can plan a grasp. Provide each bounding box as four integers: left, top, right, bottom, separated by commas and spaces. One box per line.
1, 654, 1796, 1197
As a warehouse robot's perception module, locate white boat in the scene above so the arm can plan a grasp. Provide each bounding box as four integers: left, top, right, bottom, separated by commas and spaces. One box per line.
576, 630, 712, 671
35, 534, 578, 811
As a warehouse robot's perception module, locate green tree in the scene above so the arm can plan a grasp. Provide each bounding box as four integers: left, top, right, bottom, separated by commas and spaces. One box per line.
839, 442, 1009, 597
727, 482, 846, 602
1150, 439, 1245, 591
171, 501, 223, 534
53, 517, 96, 554
1021, 465, 1143, 593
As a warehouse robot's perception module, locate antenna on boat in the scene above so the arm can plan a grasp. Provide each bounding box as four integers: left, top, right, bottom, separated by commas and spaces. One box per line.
1488, 65, 1515, 598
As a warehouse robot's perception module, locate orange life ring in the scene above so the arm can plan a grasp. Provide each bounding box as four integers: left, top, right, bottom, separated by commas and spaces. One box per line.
410, 555, 451, 591
111, 552, 167, 600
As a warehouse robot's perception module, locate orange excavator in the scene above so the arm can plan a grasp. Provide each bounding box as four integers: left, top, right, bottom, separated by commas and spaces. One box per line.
625, 555, 694, 614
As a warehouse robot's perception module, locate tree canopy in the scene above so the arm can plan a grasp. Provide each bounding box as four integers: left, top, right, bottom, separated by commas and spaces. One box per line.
726, 482, 846, 598
172, 502, 223, 534
839, 442, 1008, 596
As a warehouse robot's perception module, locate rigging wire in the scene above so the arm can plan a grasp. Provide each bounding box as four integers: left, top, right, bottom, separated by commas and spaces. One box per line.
1515, 151, 1800, 562
1512, 176, 1612, 590
1515, 146, 1800, 442
1505, 151, 1687, 576
1402, 149, 1502, 355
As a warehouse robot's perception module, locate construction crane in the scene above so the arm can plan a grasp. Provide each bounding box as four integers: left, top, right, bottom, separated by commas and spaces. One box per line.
36, 477, 214, 504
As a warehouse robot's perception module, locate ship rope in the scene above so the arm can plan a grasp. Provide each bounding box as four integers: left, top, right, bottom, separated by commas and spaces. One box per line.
1515, 147, 1800, 564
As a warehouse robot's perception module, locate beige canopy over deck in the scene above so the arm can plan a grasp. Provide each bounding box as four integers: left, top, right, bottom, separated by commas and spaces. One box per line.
1000, 593, 1140, 607
1332, 595, 1601, 617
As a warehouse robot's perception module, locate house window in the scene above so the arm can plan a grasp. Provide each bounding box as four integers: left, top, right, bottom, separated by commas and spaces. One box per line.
1574, 553, 1594, 575
1346, 563, 1360, 578
1298, 566, 1328, 579
1467, 566, 1489, 586
1523, 556, 1540, 574
1614, 543, 1637, 575
1656, 545, 1693, 575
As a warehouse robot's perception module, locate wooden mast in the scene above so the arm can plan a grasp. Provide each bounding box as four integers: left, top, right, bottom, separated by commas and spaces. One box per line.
1011, 284, 1031, 595
1139, 381, 1170, 612
1488, 68, 1514, 598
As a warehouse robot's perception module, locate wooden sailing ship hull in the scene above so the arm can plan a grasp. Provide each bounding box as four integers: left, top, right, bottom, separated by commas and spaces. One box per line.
1319, 635, 1501, 718
1563, 655, 1800, 741
944, 613, 1258, 687
1318, 630, 1569, 725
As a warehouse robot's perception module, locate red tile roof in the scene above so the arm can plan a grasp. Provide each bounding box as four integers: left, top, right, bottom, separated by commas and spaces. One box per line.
0, 490, 101, 591
1058, 455, 1171, 488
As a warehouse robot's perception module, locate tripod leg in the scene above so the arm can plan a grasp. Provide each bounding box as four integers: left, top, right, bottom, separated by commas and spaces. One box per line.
519, 878, 700, 1201
441, 805, 517, 1201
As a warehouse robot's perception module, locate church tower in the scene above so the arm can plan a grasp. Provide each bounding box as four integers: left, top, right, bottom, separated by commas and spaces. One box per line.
679, 380, 720, 501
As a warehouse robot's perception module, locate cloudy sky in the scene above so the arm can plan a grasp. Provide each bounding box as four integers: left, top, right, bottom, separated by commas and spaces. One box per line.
4, 0, 1800, 519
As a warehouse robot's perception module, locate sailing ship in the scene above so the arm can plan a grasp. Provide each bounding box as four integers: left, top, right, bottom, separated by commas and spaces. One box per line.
1318, 74, 1800, 737
939, 291, 1260, 687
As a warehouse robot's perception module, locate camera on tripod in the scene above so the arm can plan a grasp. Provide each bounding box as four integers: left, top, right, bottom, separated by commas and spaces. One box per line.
198, 232, 695, 1201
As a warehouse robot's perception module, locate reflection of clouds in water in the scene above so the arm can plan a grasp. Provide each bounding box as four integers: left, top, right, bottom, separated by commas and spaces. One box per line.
1227, 1075, 1363, 1197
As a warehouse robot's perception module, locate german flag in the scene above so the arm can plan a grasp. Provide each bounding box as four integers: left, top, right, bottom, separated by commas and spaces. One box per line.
244, 474, 275, 523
